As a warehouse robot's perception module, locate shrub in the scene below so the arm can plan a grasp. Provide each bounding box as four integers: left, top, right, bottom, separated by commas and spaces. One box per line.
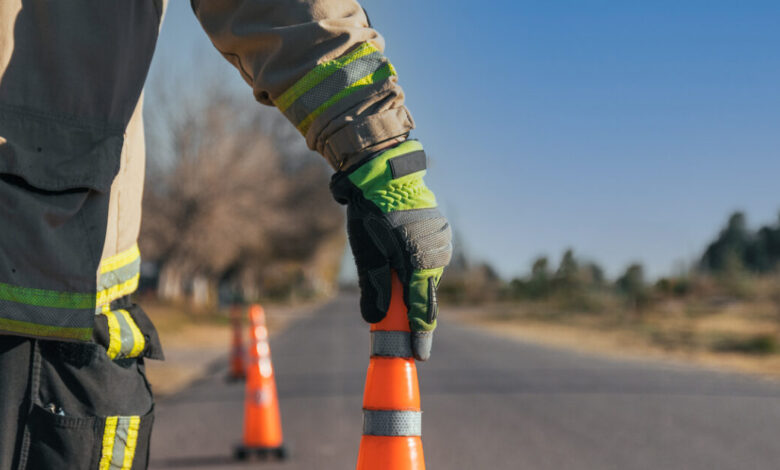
712, 334, 780, 355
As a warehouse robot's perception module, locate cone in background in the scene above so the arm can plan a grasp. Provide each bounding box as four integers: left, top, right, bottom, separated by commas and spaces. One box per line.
234, 304, 287, 460
227, 305, 245, 381
356, 272, 426, 470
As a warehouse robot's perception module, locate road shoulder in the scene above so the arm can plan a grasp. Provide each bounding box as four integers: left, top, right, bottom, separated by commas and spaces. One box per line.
448, 303, 780, 380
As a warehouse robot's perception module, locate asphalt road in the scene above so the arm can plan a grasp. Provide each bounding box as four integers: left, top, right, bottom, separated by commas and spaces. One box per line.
149, 295, 780, 470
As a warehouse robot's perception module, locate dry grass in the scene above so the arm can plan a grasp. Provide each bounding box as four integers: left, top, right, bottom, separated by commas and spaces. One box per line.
448, 291, 780, 379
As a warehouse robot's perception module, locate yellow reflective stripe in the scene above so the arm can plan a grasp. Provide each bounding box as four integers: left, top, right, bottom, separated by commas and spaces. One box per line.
118, 309, 145, 358
0, 245, 138, 321
96, 244, 141, 308
100, 244, 140, 274
102, 309, 145, 360
296, 62, 396, 134
121, 416, 141, 470
0, 317, 92, 341
0, 281, 95, 309
105, 311, 122, 360
96, 274, 140, 308
100, 416, 119, 470
99, 415, 141, 470
275, 42, 379, 112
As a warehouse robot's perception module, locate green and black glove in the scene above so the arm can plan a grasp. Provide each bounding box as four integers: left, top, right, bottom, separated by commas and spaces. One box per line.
330, 140, 452, 361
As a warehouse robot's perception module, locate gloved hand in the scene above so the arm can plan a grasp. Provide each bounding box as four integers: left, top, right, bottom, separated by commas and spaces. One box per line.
330, 140, 452, 361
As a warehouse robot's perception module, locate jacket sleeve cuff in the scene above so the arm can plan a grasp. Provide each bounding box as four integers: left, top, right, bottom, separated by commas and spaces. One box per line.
272, 42, 415, 169
316, 105, 414, 170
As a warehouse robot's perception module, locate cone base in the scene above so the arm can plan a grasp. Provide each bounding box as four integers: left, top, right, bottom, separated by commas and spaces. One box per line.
234, 444, 288, 461
226, 373, 246, 382
356, 436, 425, 470
242, 406, 283, 449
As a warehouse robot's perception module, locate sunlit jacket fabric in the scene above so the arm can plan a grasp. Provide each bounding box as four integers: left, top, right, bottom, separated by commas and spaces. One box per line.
0, 0, 413, 341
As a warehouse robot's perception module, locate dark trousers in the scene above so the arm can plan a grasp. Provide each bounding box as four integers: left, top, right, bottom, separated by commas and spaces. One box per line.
0, 335, 155, 469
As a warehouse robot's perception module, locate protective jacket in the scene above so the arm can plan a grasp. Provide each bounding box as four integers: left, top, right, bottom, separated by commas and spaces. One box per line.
0, 0, 414, 342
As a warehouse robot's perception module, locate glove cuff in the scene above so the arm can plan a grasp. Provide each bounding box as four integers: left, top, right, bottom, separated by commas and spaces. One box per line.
329, 170, 361, 205
329, 140, 427, 205
411, 331, 433, 361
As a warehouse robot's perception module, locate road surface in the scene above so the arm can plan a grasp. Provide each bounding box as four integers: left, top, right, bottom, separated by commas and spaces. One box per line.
149, 295, 780, 469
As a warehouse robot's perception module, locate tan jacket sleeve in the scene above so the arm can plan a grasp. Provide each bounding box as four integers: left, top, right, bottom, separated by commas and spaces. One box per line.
191, 0, 414, 169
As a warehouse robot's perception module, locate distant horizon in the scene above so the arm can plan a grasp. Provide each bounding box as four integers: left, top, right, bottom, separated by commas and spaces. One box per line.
150, 1, 780, 280
456, 207, 779, 281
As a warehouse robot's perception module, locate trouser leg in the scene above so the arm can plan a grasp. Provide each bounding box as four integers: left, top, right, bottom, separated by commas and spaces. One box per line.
0, 300, 160, 469
22, 341, 156, 470
0, 336, 33, 470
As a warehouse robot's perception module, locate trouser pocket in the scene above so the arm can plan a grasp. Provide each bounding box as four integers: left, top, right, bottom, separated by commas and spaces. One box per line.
25, 405, 154, 470
25, 405, 100, 469
26, 340, 156, 469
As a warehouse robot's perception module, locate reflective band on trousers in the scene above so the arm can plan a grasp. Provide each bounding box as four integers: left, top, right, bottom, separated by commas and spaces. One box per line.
363, 410, 422, 436
100, 415, 141, 470
370, 330, 412, 358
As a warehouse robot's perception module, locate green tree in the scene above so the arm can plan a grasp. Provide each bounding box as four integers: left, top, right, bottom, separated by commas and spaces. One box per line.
747, 212, 780, 272
616, 263, 649, 312
555, 249, 580, 288
700, 212, 750, 272
584, 262, 606, 287
528, 256, 551, 299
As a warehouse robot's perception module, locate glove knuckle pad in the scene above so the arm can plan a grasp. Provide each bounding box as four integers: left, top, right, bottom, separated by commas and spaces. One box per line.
397, 215, 452, 270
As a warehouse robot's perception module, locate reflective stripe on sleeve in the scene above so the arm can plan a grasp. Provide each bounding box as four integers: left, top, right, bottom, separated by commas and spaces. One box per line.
96, 244, 141, 309
370, 330, 412, 358
105, 311, 123, 360
119, 310, 146, 358
101, 309, 146, 360
274, 42, 397, 134
362, 410, 422, 436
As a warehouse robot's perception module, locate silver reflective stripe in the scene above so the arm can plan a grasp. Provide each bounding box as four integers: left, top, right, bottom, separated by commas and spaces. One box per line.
100, 415, 141, 470
111, 417, 130, 469
112, 310, 137, 358
96, 258, 140, 293
370, 331, 412, 358
283, 51, 387, 126
363, 410, 421, 436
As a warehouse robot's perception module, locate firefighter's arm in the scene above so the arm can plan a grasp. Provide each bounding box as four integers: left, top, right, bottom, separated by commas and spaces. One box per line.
191, 0, 414, 169
192, 0, 451, 361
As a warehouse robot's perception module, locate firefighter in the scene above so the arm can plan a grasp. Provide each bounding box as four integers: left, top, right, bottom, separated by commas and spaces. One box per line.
0, 1, 451, 468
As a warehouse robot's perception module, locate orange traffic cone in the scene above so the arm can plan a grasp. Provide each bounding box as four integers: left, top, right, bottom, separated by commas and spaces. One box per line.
235, 304, 287, 460
227, 305, 245, 381
356, 272, 426, 470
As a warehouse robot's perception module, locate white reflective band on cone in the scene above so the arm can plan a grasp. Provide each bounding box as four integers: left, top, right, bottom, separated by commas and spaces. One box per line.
370, 330, 413, 358
362, 409, 422, 436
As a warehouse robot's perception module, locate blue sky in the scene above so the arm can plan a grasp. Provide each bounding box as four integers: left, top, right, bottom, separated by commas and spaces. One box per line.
151, 1, 780, 279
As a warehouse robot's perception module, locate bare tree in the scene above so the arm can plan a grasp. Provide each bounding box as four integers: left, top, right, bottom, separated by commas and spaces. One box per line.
141, 69, 344, 307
